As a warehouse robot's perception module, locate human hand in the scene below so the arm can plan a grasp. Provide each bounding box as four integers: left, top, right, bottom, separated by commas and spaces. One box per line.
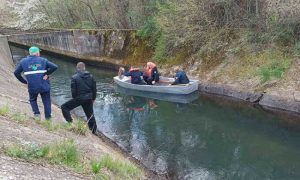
43, 75, 49, 80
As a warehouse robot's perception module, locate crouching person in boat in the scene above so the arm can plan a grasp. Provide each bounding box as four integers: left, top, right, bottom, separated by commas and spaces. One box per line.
143, 62, 159, 85
122, 66, 146, 85
171, 66, 190, 85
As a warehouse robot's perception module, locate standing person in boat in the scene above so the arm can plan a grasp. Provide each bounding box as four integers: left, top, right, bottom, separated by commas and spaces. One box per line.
122, 66, 146, 85
170, 66, 190, 85
61, 62, 97, 134
14, 46, 58, 120
143, 62, 159, 85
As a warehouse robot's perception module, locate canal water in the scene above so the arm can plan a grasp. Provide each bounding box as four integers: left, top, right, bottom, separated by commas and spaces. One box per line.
11, 45, 300, 179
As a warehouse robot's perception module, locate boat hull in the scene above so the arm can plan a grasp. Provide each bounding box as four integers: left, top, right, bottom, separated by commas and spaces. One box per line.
113, 76, 199, 95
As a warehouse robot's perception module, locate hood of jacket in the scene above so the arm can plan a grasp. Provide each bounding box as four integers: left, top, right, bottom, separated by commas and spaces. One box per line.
77, 70, 91, 78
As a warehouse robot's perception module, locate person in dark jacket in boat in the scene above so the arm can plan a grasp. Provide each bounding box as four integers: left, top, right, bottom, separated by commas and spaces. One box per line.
143, 62, 159, 85
171, 66, 190, 85
123, 66, 145, 85
14, 46, 58, 120
61, 62, 97, 134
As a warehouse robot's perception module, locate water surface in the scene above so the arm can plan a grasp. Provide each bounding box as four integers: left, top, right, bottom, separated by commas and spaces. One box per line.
11, 45, 300, 179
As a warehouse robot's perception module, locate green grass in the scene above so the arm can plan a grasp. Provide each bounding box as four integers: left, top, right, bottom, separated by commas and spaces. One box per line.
91, 159, 102, 174
258, 57, 292, 83
0, 105, 9, 116
4, 141, 144, 178
91, 155, 141, 178
46, 139, 81, 168
228, 48, 292, 83
10, 113, 27, 123
5, 139, 82, 170
35, 120, 61, 131
64, 118, 89, 135
5, 144, 48, 160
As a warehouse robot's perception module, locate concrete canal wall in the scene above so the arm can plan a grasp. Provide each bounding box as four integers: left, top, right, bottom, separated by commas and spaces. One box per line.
0, 35, 13, 69
8, 29, 141, 69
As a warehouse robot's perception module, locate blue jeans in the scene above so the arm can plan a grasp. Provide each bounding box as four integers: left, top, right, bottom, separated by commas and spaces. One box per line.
29, 91, 51, 119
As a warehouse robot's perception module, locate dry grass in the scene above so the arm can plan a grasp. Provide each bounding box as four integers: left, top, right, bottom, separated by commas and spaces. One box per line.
227, 47, 292, 82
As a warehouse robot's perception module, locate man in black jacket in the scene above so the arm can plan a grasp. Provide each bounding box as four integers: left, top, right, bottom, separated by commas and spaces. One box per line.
61, 62, 97, 133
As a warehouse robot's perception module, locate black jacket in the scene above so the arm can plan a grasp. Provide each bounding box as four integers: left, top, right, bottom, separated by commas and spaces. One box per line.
71, 71, 97, 100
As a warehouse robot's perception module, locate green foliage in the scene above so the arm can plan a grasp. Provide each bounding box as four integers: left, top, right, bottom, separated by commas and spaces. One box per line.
246, 13, 294, 46
5, 140, 82, 169
98, 155, 141, 178
137, 16, 160, 41
259, 59, 292, 83
5, 144, 49, 160
273, 28, 295, 47
46, 139, 81, 168
91, 160, 102, 174
0, 105, 9, 116
154, 32, 167, 63
10, 113, 27, 123
90, 156, 141, 178
64, 118, 89, 135
35, 120, 61, 131
294, 41, 300, 56
227, 47, 241, 55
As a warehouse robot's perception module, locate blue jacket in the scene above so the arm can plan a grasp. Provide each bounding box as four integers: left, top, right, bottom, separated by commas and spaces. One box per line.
172, 70, 190, 85
124, 69, 144, 84
14, 56, 58, 93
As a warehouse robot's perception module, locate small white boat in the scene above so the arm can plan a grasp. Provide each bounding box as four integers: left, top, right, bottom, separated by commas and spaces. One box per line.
113, 76, 199, 95
115, 86, 199, 103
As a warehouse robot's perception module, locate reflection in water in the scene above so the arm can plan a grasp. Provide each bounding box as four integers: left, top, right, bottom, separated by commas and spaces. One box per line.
10, 45, 300, 179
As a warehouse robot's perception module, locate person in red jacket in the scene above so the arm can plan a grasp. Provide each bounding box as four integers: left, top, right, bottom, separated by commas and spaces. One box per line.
143, 62, 159, 85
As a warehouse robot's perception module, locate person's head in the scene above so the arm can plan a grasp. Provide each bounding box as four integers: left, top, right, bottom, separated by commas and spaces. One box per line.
29, 46, 40, 56
174, 66, 180, 72
147, 62, 155, 69
76, 62, 86, 71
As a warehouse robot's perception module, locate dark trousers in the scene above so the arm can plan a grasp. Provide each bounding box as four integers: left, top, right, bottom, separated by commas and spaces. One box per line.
29, 91, 51, 119
143, 76, 154, 85
61, 98, 97, 134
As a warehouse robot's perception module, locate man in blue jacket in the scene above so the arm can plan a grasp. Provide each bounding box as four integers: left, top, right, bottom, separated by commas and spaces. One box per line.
123, 66, 145, 85
14, 46, 58, 120
171, 66, 190, 85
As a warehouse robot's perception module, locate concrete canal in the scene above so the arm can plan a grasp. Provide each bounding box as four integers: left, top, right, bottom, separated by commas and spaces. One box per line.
11, 45, 300, 179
